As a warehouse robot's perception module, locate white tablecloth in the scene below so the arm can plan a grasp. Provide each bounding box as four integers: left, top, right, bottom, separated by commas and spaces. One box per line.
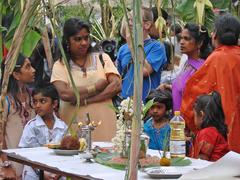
3, 142, 212, 180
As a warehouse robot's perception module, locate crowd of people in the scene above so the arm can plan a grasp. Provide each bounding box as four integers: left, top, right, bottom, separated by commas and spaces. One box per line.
0, 6, 240, 180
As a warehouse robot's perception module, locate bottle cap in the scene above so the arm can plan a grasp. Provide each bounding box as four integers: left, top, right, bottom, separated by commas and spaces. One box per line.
174, 111, 181, 116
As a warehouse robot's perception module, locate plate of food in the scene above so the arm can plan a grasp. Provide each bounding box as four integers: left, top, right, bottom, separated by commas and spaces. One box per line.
48, 135, 84, 156
145, 167, 182, 179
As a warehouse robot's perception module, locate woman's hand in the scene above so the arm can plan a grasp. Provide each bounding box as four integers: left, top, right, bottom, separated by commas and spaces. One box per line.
157, 83, 172, 90
95, 79, 108, 92
86, 74, 121, 105
0, 166, 17, 180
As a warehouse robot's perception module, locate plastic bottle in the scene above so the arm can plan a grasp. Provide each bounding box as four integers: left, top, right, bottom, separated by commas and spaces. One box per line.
170, 111, 186, 158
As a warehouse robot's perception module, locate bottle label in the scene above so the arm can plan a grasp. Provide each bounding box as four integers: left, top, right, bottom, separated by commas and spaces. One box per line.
170, 140, 186, 154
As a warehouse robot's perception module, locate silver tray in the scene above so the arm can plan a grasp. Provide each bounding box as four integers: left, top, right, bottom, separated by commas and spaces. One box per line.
146, 167, 182, 179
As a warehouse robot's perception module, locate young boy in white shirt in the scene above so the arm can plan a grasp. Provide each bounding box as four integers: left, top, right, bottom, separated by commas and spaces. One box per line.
19, 83, 67, 180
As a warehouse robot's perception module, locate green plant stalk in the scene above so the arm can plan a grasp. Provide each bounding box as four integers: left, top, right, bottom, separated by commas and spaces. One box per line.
91, 19, 106, 40
120, 0, 135, 57
90, 34, 101, 42
0, 0, 41, 150
170, 0, 176, 64
0, 1, 3, 62
109, 6, 117, 39
44, 0, 80, 134
99, 0, 110, 38
127, 0, 144, 179
162, 130, 170, 157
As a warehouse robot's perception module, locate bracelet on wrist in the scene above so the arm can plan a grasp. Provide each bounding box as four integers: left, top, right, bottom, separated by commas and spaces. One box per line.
86, 85, 96, 95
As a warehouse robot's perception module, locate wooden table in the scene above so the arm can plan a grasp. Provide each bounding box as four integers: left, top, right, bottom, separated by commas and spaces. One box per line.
1, 143, 212, 180
4, 151, 97, 180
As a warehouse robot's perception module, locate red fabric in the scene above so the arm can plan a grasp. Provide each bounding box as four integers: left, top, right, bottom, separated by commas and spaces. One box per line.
192, 127, 229, 161
181, 45, 240, 153
2, 45, 8, 60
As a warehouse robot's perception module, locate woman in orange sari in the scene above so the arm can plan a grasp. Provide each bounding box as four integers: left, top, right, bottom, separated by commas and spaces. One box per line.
181, 15, 240, 153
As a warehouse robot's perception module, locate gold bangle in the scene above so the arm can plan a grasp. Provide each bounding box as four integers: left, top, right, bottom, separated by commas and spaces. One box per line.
87, 85, 96, 94
84, 99, 87, 106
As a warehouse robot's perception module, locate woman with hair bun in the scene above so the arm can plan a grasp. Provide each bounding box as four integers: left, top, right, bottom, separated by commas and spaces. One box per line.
159, 23, 212, 112
181, 14, 240, 153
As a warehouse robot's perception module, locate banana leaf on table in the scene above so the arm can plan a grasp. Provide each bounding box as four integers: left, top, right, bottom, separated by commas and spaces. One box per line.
94, 152, 192, 170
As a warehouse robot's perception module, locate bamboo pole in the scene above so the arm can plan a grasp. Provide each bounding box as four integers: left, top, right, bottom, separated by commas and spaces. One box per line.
0, 0, 41, 149
41, 27, 54, 71
0, 2, 3, 62
128, 0, 144, 179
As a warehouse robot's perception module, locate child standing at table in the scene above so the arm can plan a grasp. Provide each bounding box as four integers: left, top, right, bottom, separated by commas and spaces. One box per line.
144, 89, 172, 150
191, 91, 229, 161
19, 83, 67, 180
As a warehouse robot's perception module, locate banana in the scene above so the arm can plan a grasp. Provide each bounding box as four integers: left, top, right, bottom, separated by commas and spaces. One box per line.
79, 138, 87, 151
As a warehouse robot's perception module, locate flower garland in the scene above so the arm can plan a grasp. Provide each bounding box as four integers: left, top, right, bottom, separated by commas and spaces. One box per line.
111, 97, 145, 154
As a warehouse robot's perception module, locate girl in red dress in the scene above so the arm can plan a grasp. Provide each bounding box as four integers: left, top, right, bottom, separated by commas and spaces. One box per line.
191, 91, 229, 161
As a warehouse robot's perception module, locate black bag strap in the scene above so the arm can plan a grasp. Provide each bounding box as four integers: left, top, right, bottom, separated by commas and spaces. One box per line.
99, 53, 105, 68
98, 52, 132, 79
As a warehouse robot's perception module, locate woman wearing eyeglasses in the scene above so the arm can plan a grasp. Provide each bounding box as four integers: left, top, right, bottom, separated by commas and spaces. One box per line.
51, 18, 121, 141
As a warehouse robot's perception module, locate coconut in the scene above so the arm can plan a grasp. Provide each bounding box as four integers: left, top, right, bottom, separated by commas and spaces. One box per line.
60, 135, 80, 150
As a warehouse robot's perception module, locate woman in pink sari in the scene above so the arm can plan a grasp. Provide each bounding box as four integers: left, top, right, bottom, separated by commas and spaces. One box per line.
169, 23, 212, 111
172, 23, 212, 111
159, 23, 211, 111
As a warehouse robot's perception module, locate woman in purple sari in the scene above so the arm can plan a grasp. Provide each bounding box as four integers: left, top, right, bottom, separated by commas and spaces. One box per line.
159, 23, 212, 111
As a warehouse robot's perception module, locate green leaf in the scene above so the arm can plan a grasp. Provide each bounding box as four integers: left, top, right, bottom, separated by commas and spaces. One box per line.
5, 29, 41, 57
21, 29, 41, 57
210, 0, 230, 9
95, 152, 126, 170
143, 99, 155, 117
170, 157, 192, 166
5, 11, 21, 41
176, 0, 196, 23
176, 0, 215, 31
0, 26, 7, 32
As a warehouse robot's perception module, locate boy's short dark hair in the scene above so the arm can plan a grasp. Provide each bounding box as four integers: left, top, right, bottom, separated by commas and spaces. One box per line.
32, 82, 59, 101
146, 89, 172, 110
